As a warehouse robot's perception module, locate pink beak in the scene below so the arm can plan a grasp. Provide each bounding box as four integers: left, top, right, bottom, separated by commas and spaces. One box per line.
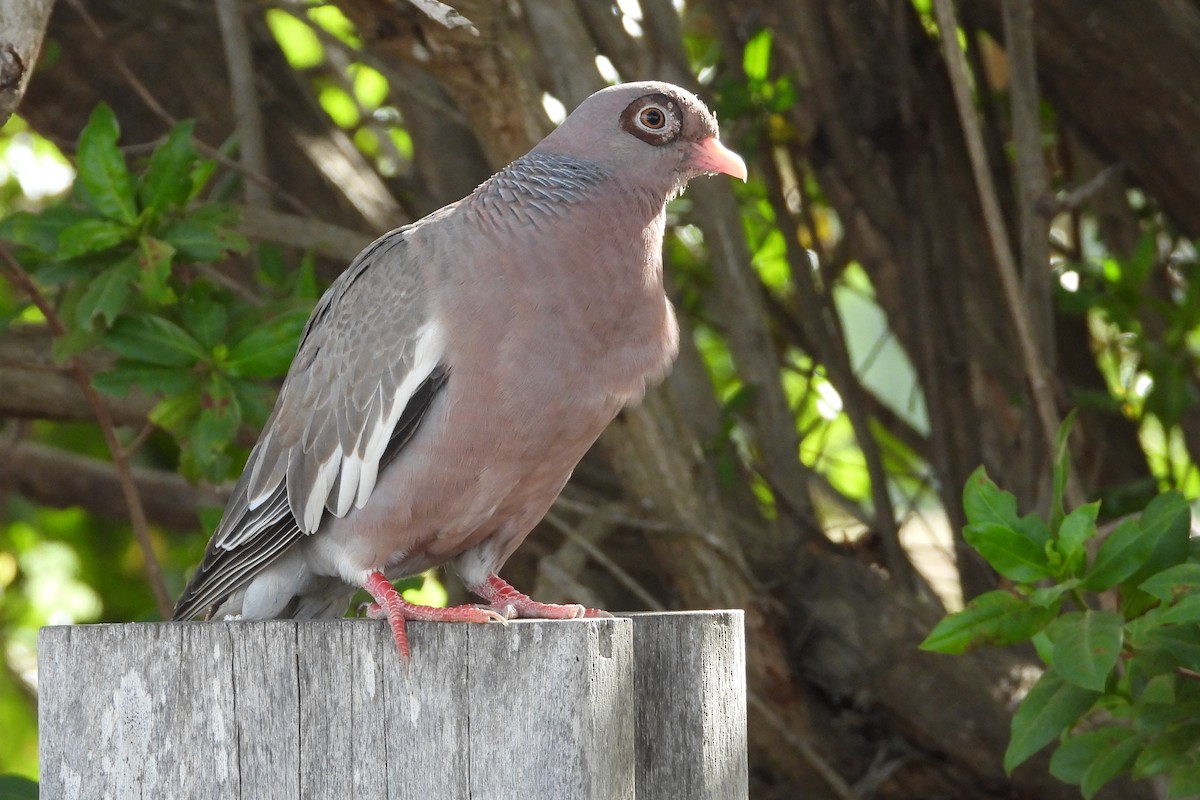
691, 136, 748, 181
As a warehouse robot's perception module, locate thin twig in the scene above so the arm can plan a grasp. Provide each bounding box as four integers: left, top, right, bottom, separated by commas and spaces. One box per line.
1003, 0, 1054, 364
763, 153, 916, 589
405, 0, 479, 35
930, 0, 1082, 507
748, 693, 861, 800
554, 490, 762, 587
0, 247, 174, 617
215, 0, 270, 207
1056, 164, 1125, 213
543, 509, 666, 611
65, 0, 316, 219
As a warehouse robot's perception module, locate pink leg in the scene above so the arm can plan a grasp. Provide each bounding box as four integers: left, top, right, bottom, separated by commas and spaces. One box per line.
471, 573, 613, 620
362, 571, 506, 660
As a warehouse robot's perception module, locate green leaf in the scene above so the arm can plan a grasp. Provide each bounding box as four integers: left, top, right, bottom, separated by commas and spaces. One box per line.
1044, 611, 1124, 691
135, 236, 177, 305
1056, 501, 1098, 578
1087, 491, 1191, 592
188, 157, 218, 203
192, 373, 241, 450
963, 522, 1053, 582
75, 259, 136, 329
223, 307, 308, 379
1085, 517, 1151, 591
1050, 727, 1135, 786
92, 362, 199, 397
1168, 759, 1200, 799
963, 466, 1021, 530
0, 773, 39, 800
920, 590, 1056, 654
183, 373, 242, 482
266, 8, 325, 69
231, 376, 274, 428
1121, 586, 1161, 619
1139, 673, 1177, 706
742, 29, 772, 83
75, 103, 137, 224
1142, 625, 1200, 671
105, 314, 206, 367
1141, 564, 1200, 602
1081, 733, 1142, 799
181, 288, 228, 349
1032, 629, 1055, 665
1126, 490, 1192, 586
56, 217, 131, 259
1005, 668, 1100, 773
0, 205, 90, 254
1134, 672, 1200, 730
351, 64, 388, 110
962, 467, 1052, 559
1154, 594, 1200, 626
139, 120, 197, 215
1029, 579, 1080, 608
1051, 410, 1077, 532
150, 389, 200, 434
1132, 727, 1200, 779
160, 211, 247, 261
50, 284, 99, 358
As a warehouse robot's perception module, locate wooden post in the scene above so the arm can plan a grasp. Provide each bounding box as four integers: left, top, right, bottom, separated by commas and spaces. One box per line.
630, 611, 747, 800
38, 611, 745, 799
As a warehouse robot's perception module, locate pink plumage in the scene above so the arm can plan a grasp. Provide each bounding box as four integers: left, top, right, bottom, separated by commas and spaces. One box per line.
174, 81, 746, 659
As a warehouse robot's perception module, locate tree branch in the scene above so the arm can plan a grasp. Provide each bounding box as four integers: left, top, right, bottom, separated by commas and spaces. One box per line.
0, 0, 54, 127
1002, 0, 1054, 367
1, 247, 173, 617
405, 0, 478, 35
0, 327, 157, 426
236, 205, 372, 263
65, 0, 317, 219
0, 439, 225, 531
930, 0, 1079, 505
215, 0, 270, 207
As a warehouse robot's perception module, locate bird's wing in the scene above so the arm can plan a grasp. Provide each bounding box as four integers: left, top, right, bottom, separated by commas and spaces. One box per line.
173, 227, 451, 620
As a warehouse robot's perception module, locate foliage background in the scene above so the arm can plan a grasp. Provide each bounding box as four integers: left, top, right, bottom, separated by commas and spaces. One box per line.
2, 1, 1200, 798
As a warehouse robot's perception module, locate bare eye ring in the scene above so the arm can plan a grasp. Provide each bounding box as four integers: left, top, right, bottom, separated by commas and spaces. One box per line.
639, 106, 667, 130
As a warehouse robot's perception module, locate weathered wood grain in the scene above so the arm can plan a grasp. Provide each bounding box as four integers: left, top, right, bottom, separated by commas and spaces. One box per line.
630, 610, 748, 800
39, 612, 745, 799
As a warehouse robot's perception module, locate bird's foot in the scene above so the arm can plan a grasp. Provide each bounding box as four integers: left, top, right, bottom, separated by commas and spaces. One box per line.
362, 571, 507, 661
472, 573, 613, 621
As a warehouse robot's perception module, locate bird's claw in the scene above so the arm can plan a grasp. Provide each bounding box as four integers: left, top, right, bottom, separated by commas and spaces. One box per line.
489, 603, 517, 621
481, 607, 510, 625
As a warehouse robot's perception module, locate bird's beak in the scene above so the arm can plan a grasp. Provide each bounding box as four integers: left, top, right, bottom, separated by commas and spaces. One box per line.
691, 137, 748, 182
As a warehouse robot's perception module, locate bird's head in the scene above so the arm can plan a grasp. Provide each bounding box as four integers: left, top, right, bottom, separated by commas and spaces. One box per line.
533, 81, 747, 200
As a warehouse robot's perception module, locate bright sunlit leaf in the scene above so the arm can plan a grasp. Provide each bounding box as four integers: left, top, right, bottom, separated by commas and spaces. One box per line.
319, 84, 360, 129
265, 9, 324, 69
351, 64, 389, 110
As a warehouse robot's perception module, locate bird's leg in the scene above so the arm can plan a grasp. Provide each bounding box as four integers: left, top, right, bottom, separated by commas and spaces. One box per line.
361, 571, 507, 660
471, 573, 613, 620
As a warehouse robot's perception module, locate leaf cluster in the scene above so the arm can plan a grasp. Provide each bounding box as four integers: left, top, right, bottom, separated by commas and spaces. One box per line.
0, 105, 315, 481
921, 419, 1200, 798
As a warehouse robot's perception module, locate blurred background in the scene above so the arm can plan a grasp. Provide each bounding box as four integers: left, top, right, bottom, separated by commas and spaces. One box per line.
2, 1, 1199, 797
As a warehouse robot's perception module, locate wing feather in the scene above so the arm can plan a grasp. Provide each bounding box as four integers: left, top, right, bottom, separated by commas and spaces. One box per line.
172, 226, 452, 621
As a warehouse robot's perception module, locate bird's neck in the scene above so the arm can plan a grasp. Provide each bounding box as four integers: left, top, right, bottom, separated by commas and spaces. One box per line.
461, 152, 666, 233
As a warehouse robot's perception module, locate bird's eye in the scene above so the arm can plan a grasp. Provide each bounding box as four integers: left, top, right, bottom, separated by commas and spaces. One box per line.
621, 93, 680, 145
638, 105, 667, 130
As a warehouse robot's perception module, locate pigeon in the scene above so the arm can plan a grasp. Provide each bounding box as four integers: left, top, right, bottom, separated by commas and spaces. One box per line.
173, 81, 747, 659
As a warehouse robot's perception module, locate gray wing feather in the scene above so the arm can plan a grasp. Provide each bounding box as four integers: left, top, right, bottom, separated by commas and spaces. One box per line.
172, 226, 450, 620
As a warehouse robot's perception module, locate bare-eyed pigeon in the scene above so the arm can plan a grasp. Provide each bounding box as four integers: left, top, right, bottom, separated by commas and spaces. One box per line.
173, 81, 747, 659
